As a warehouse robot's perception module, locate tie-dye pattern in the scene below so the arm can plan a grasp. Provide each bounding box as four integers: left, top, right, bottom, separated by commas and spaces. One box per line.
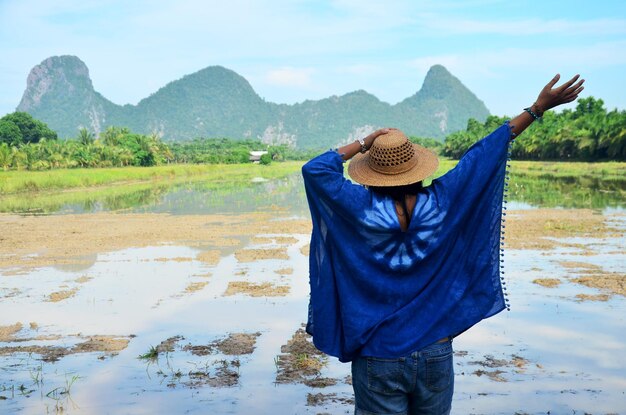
360, 193, 445, 270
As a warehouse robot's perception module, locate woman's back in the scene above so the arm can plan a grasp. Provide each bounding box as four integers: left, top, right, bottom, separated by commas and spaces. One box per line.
302, 71, 585, 415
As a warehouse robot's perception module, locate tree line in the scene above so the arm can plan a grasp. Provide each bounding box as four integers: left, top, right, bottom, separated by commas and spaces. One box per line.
1, 96, 624, 171
0, 112, 317, 170
0, 118, 173, 170
168, 138, 318, 165
442, 97, 626, 160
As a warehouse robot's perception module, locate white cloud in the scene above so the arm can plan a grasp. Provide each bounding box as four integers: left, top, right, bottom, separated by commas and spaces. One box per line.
419, 16, 626, 36
265, 67, 315, 88
410, 40, 626, 77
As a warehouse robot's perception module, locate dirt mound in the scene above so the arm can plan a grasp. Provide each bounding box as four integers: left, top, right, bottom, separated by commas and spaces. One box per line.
224, 281, 290, 297
275, 328, 332, 386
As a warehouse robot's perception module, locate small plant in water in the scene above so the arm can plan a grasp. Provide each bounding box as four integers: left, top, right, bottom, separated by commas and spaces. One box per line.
29, 363, 44, 387
46, 373, 80, 400
295, 353, 323, 372
138, 345, 159, 360
1, 384, 15, 399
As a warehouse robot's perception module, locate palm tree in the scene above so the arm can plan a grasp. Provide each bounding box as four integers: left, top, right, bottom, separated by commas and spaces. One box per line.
119, 148, 134, 167
0, 143, 11, 170
101, 126, 129, 146
600, 111, 626, 159
78, 128, 95, 145
11, 147, 28, 170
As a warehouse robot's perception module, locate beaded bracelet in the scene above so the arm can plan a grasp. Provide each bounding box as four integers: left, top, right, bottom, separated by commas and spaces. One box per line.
357, 137, 368, 153
523, 106, 542, 122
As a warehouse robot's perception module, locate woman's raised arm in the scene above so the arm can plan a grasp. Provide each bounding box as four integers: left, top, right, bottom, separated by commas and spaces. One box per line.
510, 74, 585, 137
336, 128, 399, 161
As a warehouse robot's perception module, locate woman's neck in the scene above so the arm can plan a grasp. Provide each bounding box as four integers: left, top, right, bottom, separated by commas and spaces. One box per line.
395, 194, 417, 232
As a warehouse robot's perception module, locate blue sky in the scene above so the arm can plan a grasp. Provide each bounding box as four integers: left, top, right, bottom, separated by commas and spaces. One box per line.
1, 0, 625, 118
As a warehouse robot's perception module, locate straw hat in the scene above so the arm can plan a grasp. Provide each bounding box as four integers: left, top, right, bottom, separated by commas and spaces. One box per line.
348, 129, 439, 187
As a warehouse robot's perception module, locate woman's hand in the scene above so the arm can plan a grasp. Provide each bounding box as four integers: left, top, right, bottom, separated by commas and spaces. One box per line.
510, 73, 585, 138
534, 74, 585, 114
363, 128, 395, 149
337, 127, 395, 161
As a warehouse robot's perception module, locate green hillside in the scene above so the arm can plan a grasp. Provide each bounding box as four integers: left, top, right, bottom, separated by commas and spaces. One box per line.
16, 56, 490, 148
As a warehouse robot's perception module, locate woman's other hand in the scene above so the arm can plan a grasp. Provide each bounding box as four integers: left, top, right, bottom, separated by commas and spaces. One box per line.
534, 74, 585, 114
509, 73, 585, 137
337, 127, 396, 161
364, 128, 395, 149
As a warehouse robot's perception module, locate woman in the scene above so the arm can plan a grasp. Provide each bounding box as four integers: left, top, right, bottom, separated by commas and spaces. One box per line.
302, 74, 584, 415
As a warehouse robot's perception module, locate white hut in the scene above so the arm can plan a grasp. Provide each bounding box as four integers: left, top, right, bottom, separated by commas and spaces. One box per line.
249, 150, 268, 163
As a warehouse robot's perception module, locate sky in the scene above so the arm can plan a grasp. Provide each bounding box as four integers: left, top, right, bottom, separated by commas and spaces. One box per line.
1, 0, 625, 118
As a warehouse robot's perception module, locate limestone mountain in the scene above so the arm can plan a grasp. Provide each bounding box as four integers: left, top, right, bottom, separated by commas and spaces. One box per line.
17, 56, 489, 148
17, 56, 118, 136
397, 65, 490, 135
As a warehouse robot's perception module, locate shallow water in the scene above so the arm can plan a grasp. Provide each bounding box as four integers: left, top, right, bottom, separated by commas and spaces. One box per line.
1, 175, 625, 414
0, 174, 310, 216
1, 168, 624, 216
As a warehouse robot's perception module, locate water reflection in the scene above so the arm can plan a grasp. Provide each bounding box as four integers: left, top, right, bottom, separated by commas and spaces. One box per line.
509, 173, 625, 209
0, 170, 623, 215
0, 182, 171, 215
128, 174, 309, 216
0, 175, 309, 216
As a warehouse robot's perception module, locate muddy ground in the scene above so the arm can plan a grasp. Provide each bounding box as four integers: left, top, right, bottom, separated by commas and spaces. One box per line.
275, 328, 332, 386
0, 212, 310, 272
0, 322, 131, 362
0, 209, 622, 298
137, 332, 261, 389
0, 208, 624, 413
224, 281, 290, 297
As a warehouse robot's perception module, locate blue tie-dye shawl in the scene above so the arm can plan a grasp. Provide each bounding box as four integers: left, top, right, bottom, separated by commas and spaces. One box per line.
302, 123, 512, 362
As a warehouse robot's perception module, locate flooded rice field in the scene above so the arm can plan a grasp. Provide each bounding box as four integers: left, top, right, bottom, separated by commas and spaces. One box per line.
0, 172, 625, 414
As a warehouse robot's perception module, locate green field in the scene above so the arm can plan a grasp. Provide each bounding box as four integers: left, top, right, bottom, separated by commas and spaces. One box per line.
0, 162, 304, 195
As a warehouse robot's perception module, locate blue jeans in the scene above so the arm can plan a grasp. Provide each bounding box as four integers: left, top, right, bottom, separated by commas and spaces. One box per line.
351, 339, 454, 415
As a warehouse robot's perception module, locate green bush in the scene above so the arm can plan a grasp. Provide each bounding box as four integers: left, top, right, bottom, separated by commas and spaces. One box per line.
260, 153, 272, 165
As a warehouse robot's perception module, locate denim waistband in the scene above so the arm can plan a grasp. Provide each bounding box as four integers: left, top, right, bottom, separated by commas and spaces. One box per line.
410, 338, 453, 359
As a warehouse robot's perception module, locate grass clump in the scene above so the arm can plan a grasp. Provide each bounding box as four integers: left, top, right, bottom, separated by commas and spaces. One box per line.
138, 345, 159, 361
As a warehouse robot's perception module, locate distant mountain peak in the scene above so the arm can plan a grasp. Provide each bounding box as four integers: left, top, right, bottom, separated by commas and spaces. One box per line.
420, 64, 466, 99
18, 55, 94, 111
398, 65, 489, 133
426, 64, 450, 76
180, 65, 251, 86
